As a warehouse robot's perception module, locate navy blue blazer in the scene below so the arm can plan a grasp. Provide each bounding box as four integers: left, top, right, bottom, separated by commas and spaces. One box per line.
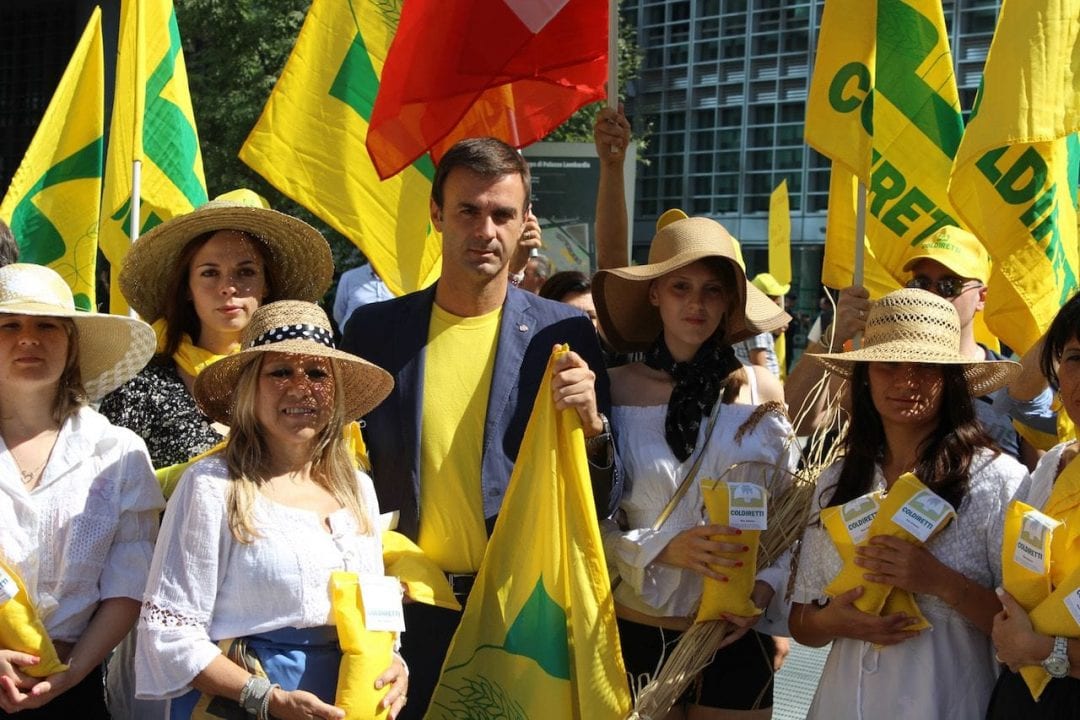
341, 284, 623, 540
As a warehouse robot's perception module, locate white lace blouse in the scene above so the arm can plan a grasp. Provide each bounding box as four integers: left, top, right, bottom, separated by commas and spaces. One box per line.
0, 406, 162, 642
603, 398, 800, 620
792, 450, 1028, 720
135, 455, 384, 700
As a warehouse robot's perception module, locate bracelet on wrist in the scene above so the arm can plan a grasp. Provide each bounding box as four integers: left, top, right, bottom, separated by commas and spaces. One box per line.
240, 675, 270, 715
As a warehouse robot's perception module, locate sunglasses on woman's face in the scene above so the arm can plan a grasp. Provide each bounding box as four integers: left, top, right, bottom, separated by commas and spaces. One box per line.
904, 275, 982, 299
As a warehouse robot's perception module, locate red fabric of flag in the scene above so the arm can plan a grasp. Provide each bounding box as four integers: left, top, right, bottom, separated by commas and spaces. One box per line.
366, 0, 608, 180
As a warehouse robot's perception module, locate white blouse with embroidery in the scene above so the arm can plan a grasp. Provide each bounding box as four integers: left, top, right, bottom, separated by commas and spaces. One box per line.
0, 405, 162, 642
603, 398, 800, 620
135, 455, 384, 700
792, 449, 1028, 720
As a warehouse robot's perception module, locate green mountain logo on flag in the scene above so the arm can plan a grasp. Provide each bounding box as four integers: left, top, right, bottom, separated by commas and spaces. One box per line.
428, 578, 569, 719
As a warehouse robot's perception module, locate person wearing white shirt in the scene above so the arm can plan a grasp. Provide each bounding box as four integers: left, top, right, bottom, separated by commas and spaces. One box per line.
136, 301, 408, 720
0, 264, 161, 719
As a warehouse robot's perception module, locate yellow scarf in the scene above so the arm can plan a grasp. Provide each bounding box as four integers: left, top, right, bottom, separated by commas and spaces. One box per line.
151, 319, 234, 378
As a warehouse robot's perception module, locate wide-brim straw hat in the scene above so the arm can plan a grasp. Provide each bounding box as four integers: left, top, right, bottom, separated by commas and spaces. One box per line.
0, 264, 156, 399
593, 216, 791, 351
119, 195, 334, 322
809, 288, 1019, 396
194, 301, 393, 424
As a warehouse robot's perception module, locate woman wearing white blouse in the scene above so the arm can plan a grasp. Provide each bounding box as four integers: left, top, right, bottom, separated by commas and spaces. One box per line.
0, 264, 161, 718
136, 301, 407, 720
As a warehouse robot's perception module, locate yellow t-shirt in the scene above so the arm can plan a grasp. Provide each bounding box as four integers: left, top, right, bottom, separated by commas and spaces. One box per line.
417, 303, 501, 573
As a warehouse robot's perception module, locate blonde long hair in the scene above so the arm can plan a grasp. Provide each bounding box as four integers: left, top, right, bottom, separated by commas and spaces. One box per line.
222, 354, 370, 543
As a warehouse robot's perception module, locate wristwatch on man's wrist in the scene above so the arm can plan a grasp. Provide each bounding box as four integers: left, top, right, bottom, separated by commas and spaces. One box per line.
1042, 636, 1070, 679
585, 413, 613, 466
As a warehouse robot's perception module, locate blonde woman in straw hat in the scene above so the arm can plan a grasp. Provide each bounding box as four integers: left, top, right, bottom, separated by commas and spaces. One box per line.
134, 301, 407, 720
594, 216, 798, 718
0, 264, 161, 718
788, 288, 1028, 719
99, 193, 333, 471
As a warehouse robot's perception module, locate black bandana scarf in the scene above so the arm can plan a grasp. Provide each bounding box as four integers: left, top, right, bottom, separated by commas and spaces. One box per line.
643, 335, 741, 462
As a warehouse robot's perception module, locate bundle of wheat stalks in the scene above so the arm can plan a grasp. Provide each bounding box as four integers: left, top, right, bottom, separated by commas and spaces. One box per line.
627, 380, 847, 720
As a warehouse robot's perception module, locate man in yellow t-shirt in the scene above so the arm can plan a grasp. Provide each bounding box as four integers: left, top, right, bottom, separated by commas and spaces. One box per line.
342, 137, 621, 717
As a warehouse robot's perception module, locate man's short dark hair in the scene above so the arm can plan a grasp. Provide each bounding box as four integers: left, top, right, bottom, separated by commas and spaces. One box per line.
431, 137, 531, 211
0, 219, 18, 267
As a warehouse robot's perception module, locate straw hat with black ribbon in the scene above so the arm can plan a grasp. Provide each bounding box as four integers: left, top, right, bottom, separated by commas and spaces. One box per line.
593, 216, 791, 352
808, 288, 1019, 396
194, 301, 393, 425
119, 191, 334, 322
0, 263, 156, 399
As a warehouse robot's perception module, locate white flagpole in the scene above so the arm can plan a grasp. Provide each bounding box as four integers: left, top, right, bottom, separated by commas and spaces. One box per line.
607, 0, 619, 154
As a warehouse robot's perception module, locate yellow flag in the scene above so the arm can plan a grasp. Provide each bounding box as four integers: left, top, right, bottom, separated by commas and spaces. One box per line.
821, 164, 902, 299
768, 180, 791, 285
100, 0, 207, 316
0, 9, 102, 309
948, 0, 1080, 355
240, 0, 441, 297
426, 346, 631, 719
808, 1, 972, 291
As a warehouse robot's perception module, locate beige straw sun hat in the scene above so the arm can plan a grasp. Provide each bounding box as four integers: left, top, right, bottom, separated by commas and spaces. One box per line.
809, 288, 1019, 396
593, 216, 790, 351
119, 194, 334, 322
0, 264, 156, 399
193, 301, 393, 425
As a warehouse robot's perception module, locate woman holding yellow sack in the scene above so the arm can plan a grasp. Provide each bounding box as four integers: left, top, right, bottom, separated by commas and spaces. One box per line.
789, 289, 1027, 719
593, 216, 797, 718
99, 192, 334, 470
135, 302, 408, 720
987, 293, 1080, 717
0, 264, 161, 718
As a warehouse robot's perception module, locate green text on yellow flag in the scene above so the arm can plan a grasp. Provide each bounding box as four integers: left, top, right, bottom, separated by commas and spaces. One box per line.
240, 0, 441, 297
426, 345, 631, 719
948, 0, 1080, 355
807, 0, 968, 294
0, 8, 103, 309
100, 0, 207, 315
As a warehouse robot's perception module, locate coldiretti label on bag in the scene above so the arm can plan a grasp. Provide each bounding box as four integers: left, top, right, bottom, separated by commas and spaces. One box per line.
1014, 508, 1060, 574
1064, 587, 1080, 627
0, 567, 16, 605
727, 482, 768, 531
840, 494, 879, 544
891, 488, 956, 543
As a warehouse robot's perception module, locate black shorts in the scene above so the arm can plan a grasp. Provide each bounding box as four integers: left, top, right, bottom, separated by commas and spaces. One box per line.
617, 617, 775, 711
986, 668, 1080, 719
0, 665, 109, 720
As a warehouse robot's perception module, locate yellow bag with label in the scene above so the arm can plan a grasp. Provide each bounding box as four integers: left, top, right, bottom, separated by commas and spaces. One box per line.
0, 557, 67, 678
696, 479, 766, 621
1019, 563, 1080, 700
854, 474, 955, 617
330, 571, 396, 720
381, 531, 461, 611
1002, 501, 1061, 612
821, 490, 932, 631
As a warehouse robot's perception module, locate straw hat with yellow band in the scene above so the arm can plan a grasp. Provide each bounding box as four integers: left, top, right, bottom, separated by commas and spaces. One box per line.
119, 190, 334, 324
0, 263, 156, 400
809, 288, 1019, 396
593, 215, 791, 352
194, 301, 393, 426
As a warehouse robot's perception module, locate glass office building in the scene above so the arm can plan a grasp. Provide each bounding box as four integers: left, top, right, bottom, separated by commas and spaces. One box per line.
622, 0, 1002, 289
